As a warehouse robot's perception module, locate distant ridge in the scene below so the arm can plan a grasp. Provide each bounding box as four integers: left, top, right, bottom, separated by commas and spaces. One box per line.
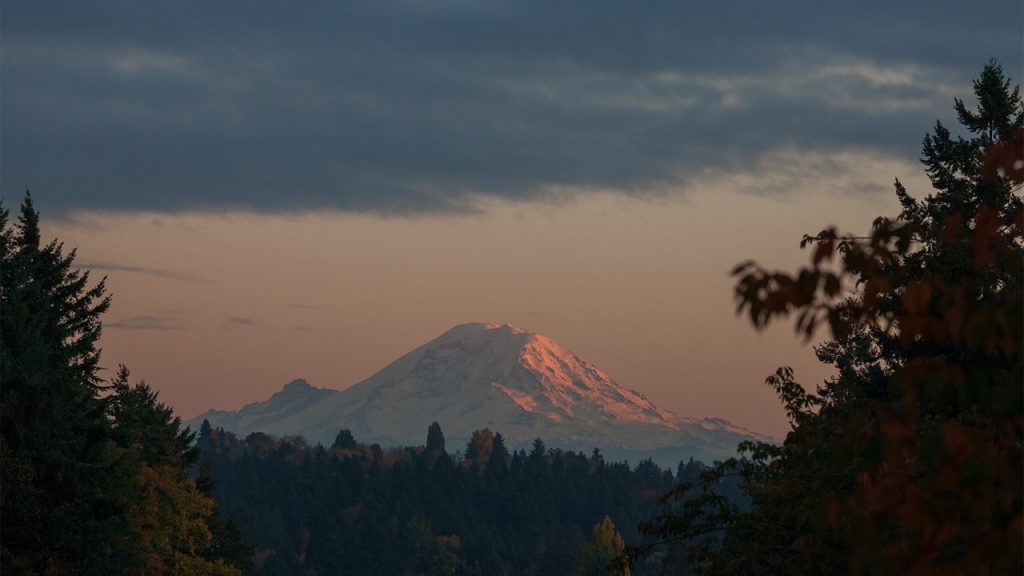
188, 323, 770, 466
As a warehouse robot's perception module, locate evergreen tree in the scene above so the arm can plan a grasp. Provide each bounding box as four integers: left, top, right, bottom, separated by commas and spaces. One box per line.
529, 438, 546, 462
332, 428, 358, 450
108, 365, 196, 467
630, 60, 1023, 575
0, 193, 123, 573
0, 194, 251, 575
427, 421, 446, 455
201, 418, 214, 442
485, 432, 510, 473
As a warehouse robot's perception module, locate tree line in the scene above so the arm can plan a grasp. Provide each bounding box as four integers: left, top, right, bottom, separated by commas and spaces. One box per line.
196, 421, 743, 576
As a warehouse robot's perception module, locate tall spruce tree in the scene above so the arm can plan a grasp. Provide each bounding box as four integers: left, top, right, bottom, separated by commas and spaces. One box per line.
486, 432, 510, 473
332, 428, 358, 450
0, 194, 251, 575
0, 193, 122, 573
426, 421, 446, 455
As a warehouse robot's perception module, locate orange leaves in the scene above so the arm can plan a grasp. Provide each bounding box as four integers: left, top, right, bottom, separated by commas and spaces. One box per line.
733, 215, 925, 346
735, 187, 1020, 358
971, 207, 1001, 269
897, 281, 934, 348
825, 497, 846, 530
712, 67, 1024, 576
939, 420, 972, 455
126, 463, 239, 575
812, 235, 836, 266
901, 281, 932, 314
733, 254, 846, 341
728, 146, 1021, 574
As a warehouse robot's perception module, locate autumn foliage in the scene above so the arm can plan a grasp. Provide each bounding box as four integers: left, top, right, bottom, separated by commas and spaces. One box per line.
632, 61, 1022, 575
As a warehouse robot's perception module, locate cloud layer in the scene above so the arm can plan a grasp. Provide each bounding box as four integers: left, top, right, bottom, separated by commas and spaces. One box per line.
3, 1, 1020, 215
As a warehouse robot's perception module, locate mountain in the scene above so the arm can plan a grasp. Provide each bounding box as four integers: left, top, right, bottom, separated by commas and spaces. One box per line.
188, 322, 770, 465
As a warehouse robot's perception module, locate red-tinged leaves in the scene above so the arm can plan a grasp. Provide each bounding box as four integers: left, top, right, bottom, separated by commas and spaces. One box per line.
823, 273, 841, 297
902, 281, 932, 314
730, 259, 756, 276
981, 127, 1024, 184
972, 207, 1000, 269
941, 212, 964, 246
649, 67, 1023, 576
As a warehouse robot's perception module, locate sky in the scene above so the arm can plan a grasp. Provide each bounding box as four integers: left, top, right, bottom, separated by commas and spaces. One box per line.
3, 1, 1021, 438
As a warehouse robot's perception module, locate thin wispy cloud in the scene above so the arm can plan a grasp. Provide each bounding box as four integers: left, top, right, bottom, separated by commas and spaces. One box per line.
222, 315, 257, 330
74, 261, 202, 282
106, 315, 185, 331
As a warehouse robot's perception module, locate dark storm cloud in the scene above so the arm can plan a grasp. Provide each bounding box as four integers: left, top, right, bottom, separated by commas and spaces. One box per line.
2, 1, 1020, 215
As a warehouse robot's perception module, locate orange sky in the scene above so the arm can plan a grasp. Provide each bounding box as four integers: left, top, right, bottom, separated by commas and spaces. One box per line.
46, 148, 923, 439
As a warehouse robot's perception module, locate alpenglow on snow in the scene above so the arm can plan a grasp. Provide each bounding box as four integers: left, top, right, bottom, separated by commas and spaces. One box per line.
189, 323, 769, 465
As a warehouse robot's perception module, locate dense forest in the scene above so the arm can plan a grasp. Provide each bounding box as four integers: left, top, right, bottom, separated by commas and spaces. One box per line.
1, 62, 1020, 575
197, 423, 742, 575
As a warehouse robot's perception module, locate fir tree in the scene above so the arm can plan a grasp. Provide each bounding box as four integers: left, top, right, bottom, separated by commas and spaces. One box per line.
0, 193, 122, 573
426, 421, 446, 455
0, 194, 252, 575
486, 432, 510, 473
332, 428, 358, 450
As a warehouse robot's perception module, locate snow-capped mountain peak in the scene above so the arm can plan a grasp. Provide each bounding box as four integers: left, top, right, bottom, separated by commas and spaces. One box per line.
410, 322, 677, 426
510, 328, 677, 426
188, 322, 770, 466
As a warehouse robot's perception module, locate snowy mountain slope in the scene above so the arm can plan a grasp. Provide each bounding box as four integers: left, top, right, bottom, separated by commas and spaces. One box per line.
188, 323, 770, 463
